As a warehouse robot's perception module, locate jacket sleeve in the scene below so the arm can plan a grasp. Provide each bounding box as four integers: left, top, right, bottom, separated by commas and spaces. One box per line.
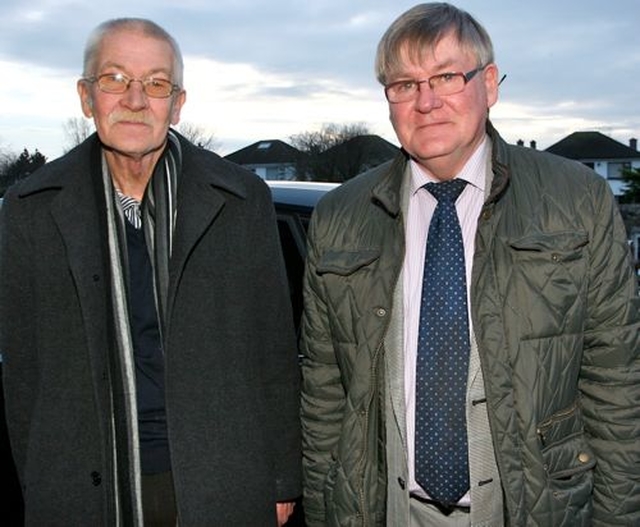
579, 177, 640, 525
252, 185, 303, 503
299, 210, 347, 527
0, 186, 37, 481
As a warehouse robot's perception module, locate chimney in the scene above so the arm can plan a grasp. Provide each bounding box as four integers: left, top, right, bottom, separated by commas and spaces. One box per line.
630, 138, 637, 151
530, 140, 537, 150
516, 139, 524, 146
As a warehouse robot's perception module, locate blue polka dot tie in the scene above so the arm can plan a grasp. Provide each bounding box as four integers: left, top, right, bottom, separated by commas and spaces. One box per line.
415, 178, 470, 505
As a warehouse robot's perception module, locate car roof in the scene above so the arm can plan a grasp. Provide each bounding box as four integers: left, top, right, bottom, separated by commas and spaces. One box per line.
267, 180, 339, 210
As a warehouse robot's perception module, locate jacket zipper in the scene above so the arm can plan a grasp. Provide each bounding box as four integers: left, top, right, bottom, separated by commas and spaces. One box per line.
536, 400, 578, 447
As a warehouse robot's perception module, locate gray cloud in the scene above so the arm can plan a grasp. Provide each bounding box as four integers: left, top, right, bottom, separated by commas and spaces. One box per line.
1, 0, 639, 153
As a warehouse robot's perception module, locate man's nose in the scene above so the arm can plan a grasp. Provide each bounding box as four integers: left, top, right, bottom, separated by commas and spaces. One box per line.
414, 82, 442, 112
122, 80, 149, 110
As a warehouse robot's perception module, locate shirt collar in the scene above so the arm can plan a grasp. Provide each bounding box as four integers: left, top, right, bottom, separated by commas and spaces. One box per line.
115, 188, 142, 229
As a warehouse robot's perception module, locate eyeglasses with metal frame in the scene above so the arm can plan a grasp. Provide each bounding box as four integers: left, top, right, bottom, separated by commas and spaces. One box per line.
384, 65, 486, 103
83, 72, 181, 99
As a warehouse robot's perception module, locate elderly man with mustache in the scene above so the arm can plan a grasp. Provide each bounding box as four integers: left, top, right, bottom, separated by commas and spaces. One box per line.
0, 18, 301, 527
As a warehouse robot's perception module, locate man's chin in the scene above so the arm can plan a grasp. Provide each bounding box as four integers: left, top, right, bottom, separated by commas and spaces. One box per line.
409, 143, 452, 163
101, 140, 167, 162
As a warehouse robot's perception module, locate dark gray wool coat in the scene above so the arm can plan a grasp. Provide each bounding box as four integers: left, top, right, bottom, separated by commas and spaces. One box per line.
0, 132, 301, 526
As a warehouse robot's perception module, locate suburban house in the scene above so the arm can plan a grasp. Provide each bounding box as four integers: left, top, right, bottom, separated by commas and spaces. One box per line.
224, 139, 300, 181
545, 131, 640, 196
225, 135, 398, 182
317, 135, 399, 181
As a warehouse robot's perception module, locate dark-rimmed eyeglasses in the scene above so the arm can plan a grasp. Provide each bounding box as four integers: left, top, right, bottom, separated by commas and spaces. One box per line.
384, 65, 486, 103
83, 72, 181, 99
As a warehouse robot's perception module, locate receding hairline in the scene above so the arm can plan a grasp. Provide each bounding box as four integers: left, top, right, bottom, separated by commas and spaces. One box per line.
82, 18, 184, 86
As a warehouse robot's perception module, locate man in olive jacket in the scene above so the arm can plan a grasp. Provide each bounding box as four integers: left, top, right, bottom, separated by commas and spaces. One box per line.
300, 4, 640, 526
0, 18, 300, 526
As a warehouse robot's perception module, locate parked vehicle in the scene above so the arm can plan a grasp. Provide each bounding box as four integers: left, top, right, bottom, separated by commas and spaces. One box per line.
268, 180, 339, 334
267, 180, 338, 527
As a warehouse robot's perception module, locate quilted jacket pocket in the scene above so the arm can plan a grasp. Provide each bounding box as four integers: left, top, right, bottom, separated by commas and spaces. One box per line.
314, 248, 384, 358
316, 249, 380, 276
507, 231, 589, 339
538, 401, 595, 481
536, 401, 595, 523
509, 231, 588, 257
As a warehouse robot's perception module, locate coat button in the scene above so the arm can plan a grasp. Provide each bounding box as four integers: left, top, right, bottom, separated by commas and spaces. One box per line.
375, 307, 387, 317
482, 209, 492, 220
578, 452, 590, 464
91, 471, 102, 486
398, 477, 406, 490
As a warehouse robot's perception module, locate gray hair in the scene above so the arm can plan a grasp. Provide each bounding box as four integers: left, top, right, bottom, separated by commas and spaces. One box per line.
375, 3, 494, 85
82, 18, 184, 87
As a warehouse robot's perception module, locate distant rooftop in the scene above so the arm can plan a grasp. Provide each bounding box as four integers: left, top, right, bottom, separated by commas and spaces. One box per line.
323, 134, 399, 163
546, 131, 639, 160
225, 139, 300, 165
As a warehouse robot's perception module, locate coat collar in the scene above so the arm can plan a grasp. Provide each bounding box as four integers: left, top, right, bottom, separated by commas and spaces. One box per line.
369, 120, 511, 216
370, 151, 408, 218
166, 134, 249, 312
485, 120, 511, 205
17, 130, 249, 202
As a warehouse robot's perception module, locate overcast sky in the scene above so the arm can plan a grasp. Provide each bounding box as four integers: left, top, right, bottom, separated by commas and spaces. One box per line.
1, 0, 639, 159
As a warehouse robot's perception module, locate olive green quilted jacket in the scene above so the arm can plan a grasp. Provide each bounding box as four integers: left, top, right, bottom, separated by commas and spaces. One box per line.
300, 123, 640, 526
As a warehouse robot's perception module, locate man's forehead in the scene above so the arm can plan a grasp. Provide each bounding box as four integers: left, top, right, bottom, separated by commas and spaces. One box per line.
97, 28, 173, 53
394, 37, 473, 73
95, 30, 174, 68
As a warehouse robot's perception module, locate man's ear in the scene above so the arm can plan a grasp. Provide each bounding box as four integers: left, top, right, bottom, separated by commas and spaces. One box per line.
170, 89, 186, 126
77, 80, 94, 118
484, 63, 499, 109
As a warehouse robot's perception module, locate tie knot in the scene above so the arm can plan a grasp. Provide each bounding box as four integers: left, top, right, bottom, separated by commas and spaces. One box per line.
425, 179, 467, 203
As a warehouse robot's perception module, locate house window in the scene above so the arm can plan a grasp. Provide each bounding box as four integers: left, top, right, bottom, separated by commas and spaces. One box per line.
607, 162, 630, 180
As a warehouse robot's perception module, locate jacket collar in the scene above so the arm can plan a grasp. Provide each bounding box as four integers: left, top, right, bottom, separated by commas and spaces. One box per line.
370, 150, 409, 218
370, 120, 511, 216
16, 133, 101, 199
17, 130, 249, 202
175, 131, 248, 201
485, 120, 511, 205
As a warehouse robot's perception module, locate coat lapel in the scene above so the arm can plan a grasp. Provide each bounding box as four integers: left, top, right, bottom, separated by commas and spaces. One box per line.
50, 143, 108, 351
46, 142, 113, 419
166, 145, 248, 326
169, 173, 224, 283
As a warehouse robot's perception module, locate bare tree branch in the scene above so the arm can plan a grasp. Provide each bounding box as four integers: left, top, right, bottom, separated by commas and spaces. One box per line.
63, 117, 94, 152
176, 122, 220, 152
289, 122, 373, 181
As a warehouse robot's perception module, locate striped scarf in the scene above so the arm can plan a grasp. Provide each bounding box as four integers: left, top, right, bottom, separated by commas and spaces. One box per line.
101, 131, 181, 526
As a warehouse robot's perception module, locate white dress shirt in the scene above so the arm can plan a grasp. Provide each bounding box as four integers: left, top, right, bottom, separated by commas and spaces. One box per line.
403, 136, 490, 503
